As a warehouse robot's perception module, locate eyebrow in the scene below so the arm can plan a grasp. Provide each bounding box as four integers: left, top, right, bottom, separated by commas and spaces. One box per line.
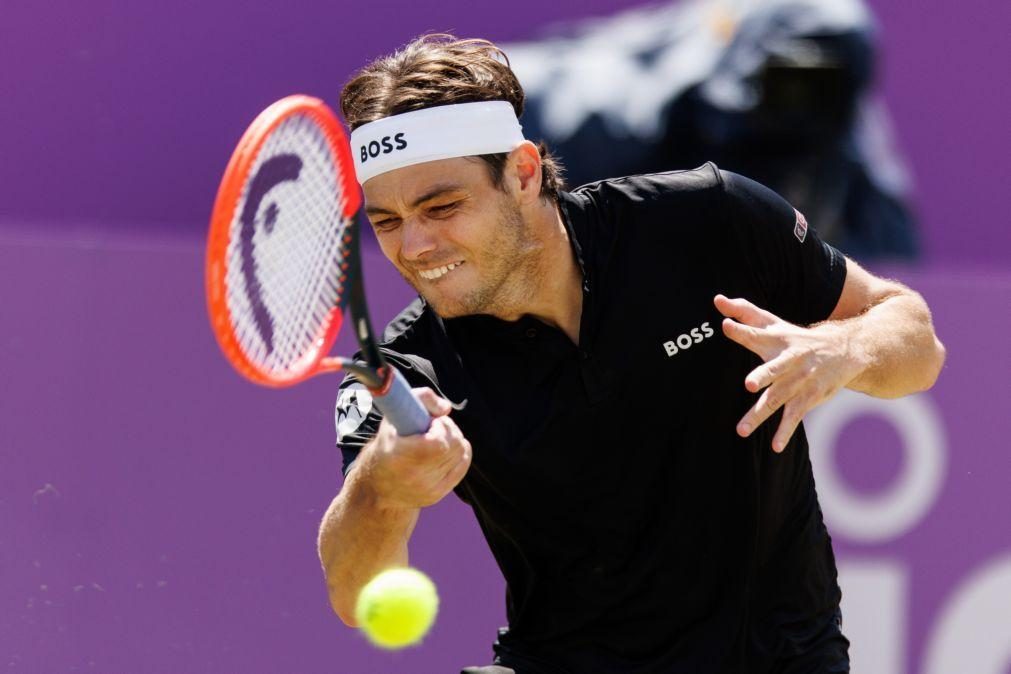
364, 183, 466, 216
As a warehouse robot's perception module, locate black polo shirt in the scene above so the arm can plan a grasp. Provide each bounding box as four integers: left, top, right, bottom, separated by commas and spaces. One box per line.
335, 163, 847, 673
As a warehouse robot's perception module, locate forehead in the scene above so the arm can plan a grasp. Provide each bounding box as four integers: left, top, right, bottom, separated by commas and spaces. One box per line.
361, 156, 491, 207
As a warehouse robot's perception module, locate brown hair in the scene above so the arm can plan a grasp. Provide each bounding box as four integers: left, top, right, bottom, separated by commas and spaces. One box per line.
340, 34, 565, 200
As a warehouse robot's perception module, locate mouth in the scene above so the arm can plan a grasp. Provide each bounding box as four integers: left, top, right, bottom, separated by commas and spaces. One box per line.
417, 260, 464, 281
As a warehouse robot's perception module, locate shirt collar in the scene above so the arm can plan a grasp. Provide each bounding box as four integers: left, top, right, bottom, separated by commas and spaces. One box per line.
556, 190, 590, 286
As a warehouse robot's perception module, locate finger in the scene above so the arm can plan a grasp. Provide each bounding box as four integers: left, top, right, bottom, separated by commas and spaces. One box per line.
389, 418, 450, 465
714, 294, 778, 328
744, 352, 793, 393
425, 417, 472, 471
435, 417, 467, 463
420, 417, 457, 459
772, 400, 807, 453
737, 378, 799, 437
412, 387, 452, 417
432, 438, 472, 495
721, 318, 767, 353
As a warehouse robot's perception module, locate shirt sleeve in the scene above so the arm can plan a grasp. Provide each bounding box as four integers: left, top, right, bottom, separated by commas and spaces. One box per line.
334, 347, 443, 477
719, 170, 847, 326
335, 372, 383, 477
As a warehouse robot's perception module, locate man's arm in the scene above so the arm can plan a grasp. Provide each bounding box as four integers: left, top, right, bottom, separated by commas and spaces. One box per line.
715, 257, 946, 452
317, 389, 471, 625
825, 258, 946, 396
317, 452, 419, 626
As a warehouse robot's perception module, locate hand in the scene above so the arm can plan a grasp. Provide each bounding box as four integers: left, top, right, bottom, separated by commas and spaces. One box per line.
714, 294, 863, 452
362, 388, 472, 508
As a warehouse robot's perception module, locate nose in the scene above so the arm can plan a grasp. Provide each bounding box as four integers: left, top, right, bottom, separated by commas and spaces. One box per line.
399, 216, 438, 262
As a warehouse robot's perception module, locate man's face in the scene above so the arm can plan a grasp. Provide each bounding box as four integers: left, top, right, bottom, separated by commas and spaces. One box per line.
362, 157, 541, 318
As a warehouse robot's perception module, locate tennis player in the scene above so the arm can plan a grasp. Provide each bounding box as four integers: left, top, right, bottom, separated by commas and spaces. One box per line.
318, 35, 945, 673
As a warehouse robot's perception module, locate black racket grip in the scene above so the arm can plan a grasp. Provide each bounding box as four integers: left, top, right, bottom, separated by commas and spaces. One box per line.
372, 368, 432, 436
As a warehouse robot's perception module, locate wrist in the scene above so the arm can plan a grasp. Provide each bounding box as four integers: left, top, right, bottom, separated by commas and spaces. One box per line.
347, 460, 418, 518
825, 318, 874, 389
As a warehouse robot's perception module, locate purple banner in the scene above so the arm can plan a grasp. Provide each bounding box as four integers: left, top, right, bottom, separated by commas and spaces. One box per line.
1, 0, 1010, 265
812, 270, 1011, 673
1, 227, 1008, 672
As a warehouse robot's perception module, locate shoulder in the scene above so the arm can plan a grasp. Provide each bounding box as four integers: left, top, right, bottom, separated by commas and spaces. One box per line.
373, 297, 450, 392
377, 296, 452, 360
567, 164, 802, 243
378, 297, 430, 348
559, 163, 728, 247
717, 170, 797, 228
566, 162, 724, 214
557, 164, 728, 265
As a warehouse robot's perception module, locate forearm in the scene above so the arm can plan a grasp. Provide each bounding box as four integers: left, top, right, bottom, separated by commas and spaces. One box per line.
317, 464, 420, 626
826, 290, 945, 398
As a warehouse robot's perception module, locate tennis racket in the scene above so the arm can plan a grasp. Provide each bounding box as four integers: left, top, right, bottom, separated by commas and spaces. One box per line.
205, 94, 431, 436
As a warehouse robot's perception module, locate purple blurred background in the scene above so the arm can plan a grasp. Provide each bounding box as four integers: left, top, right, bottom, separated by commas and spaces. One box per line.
2, 0, 1008, 262
2, 1, 1009, 673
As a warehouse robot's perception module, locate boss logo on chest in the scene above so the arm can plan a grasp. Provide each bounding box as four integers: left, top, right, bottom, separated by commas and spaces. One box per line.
662, 321, 714, 357
359, 132, 408, 162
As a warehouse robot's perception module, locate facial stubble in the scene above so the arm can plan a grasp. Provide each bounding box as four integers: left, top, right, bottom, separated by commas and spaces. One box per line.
408, 197, 544, 319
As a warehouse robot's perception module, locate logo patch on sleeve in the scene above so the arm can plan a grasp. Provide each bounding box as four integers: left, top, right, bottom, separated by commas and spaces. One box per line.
335, 384, 374, 441
793, 209, 809, 243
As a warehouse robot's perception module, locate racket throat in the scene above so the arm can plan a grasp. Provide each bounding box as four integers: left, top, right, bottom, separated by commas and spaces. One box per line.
336, 358, 389, 392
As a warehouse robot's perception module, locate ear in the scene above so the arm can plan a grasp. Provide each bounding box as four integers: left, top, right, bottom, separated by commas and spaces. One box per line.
505, 141, 543, 205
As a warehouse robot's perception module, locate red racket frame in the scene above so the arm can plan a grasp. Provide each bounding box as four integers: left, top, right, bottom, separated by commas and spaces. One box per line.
205, 95, 362, 387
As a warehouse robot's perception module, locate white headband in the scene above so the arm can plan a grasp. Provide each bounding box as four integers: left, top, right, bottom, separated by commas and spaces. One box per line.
349, 101, 525, 184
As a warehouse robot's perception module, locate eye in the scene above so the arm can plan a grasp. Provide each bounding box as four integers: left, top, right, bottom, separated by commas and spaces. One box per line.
428, 201, 459, 218
370, 217, 401, 233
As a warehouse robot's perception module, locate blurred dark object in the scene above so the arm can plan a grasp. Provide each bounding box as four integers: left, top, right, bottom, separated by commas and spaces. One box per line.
507, 0, 919, 260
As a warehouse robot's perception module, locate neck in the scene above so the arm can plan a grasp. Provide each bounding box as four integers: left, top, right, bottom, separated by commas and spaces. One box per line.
497, 199, 583, 344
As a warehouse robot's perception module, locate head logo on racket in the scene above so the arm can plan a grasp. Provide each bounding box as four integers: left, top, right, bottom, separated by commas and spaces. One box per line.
239, 153, 303, 354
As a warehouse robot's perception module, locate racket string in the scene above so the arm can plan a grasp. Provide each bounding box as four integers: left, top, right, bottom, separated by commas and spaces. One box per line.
224, 113, 353, 374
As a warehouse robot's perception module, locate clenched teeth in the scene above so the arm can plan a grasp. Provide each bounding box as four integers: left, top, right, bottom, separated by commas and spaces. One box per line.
419, 261, 463, 280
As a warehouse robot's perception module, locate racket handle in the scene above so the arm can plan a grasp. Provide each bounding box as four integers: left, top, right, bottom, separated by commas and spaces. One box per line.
372, 368, 432, 436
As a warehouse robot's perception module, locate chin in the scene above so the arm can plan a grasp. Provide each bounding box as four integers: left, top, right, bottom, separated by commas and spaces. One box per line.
421, 285, 494, 318
422, 295, 468, 318
415, 280, 474, 319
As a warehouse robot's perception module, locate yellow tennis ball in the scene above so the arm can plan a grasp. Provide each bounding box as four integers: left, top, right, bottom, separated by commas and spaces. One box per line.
355, 567, 439, 650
